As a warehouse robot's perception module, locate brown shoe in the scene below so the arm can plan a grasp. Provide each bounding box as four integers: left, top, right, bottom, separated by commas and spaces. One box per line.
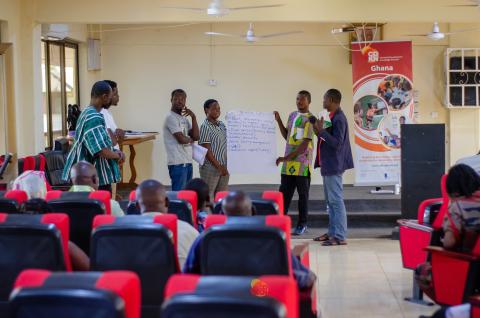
321, 238, 348, 246
313, 233, 330, 242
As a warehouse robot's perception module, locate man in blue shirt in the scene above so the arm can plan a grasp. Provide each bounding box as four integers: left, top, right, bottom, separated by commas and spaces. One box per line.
183, 191, 317, 290
312, 89, 354, 246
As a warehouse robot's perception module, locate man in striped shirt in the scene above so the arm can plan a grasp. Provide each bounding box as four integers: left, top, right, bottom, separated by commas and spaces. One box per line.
62, 81, 125, 192
199, 99, 228, 200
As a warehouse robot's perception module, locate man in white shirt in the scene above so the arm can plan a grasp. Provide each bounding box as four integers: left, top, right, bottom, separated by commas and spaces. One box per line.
102, 80, 125, 150
163, 89, 199, 191
136, 179, 199, 268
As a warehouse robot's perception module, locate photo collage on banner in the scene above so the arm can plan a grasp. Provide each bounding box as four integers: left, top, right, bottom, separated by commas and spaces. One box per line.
352, 41, 414, 185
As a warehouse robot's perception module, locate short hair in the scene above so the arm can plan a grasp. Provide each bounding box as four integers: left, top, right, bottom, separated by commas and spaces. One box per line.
298, 90, 311, 103
203, 99, 218, 110
91, 81, 112, 98
185, 178, 210, 209
325, 89, 342, 103
400, 116, 406, 120
22, 198, 52, 214
446, 164, 480, 198
104, 80, 117, 90
171, 89, 186, 99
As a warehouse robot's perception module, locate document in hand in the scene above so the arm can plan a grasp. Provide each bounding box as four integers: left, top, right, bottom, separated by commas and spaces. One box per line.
192, 144, 208, 165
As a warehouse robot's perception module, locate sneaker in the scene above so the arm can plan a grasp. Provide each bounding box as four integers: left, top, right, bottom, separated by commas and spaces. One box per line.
292, 225, 307, 236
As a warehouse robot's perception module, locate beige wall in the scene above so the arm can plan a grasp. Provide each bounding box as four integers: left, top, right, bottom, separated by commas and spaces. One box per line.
97, 22, 452, 185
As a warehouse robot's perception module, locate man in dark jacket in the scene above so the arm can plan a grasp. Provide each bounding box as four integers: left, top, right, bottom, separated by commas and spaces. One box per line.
312, 89, 354, 246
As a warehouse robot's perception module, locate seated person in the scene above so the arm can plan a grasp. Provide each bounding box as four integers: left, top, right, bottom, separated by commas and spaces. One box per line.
183, 191, 317, 290
184, 178, 211, 232
416, 164, 480, 299
69, 161, 124, 216
136, 179, 199, 268
12, 170, 48, 199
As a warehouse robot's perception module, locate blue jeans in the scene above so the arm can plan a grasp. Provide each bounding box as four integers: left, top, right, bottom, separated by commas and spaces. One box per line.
168, 163, 193, 191
323, 174, 347, 241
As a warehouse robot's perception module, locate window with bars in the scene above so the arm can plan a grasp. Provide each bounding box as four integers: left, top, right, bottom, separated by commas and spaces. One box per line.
445, 48, 480, 108
41, 40, 80, 149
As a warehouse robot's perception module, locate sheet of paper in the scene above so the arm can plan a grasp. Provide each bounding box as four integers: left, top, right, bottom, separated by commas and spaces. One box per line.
192, 144, 208, 165
226, 111, 277, 174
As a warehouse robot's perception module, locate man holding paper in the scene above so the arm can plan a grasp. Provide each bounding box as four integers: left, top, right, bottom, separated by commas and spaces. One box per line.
163, 89, 199, 191
275, 90, 314, 236
199, 99, 229, 200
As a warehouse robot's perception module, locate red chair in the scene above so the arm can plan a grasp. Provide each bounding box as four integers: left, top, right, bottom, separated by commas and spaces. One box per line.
0, 153, 12, 190
17, 155, 52, 191
471, 295, 480, 318
0, 213, 71, 316
46, 190, 111, 254
91, 214, 180, 318
0, 190, 28, 213
202, 215, 316, 318
397, 175, 447, 305
164, 274, 298, 318
425, 238, 480, 306
214, 191, 284, 215
10, 269, 141, 318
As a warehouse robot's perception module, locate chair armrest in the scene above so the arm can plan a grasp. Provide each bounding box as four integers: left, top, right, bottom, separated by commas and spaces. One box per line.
425, 246, 480, 262
397, 219, 433, 232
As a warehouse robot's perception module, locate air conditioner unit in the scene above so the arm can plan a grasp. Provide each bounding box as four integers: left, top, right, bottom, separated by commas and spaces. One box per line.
41, 24, 70, 40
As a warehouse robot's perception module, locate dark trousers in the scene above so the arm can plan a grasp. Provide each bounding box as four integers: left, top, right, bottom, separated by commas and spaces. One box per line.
99, 184, 112, 194
279, 174, 311, 226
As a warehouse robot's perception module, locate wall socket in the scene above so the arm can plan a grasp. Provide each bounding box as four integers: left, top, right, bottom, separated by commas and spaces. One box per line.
208, 79, 217, 87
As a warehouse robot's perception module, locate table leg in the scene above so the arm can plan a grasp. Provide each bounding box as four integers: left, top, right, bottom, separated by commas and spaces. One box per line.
128, 144, 137, 185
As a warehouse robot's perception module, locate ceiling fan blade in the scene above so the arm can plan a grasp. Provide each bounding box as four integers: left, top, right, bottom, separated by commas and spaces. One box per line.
159, 6, 204, 11
259, 31, 303, 38
205, 32, 242, 37
229, 4, 284, 11
404, 34, 429, 37
445, 27, 480, 35
446, 4, 478, 6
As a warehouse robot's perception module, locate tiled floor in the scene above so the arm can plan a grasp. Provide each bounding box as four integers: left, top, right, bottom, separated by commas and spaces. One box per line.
296, 238, 439, 318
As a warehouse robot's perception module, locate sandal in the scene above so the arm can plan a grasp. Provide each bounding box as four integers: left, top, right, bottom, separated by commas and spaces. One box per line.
321, 238, 348, 246
313, 233, 330, 242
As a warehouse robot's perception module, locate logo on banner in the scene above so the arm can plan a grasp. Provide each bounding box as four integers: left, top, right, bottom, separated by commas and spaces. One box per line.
368, 50, 379, 63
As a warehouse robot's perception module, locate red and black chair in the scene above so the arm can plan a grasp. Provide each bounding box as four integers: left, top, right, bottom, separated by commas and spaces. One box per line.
0, 190, 28, 213
471, 295, 480, 318
10, 269, 140, 318
91, 214, 180, 318
0, 213, 71, 316
425, 238, 480, 306
397, 175, 447, 305
45, 190, 111, 254
201, 215, 316, 318
213, 191, 284, 216
0, 153, 13, 190
17, 154, 46, 175
128, 190, 198, 227
167, 191, 198, 228
163, 274, 298, 318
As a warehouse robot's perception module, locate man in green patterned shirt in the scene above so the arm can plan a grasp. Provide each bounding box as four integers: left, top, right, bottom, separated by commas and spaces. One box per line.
62, 81, 125, 192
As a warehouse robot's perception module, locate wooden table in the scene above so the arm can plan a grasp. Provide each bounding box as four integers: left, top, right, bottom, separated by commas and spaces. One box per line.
118, 133, 158, 190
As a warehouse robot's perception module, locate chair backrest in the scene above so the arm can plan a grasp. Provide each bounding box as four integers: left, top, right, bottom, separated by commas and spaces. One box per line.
433, 175, 450, 230
0, 213, 70, 303
10, 269, 141, 318
18, 155, 46, 175
167, 191, 197, 228
200, 215, 292, 276
0, 190, 28, 213
213, 191, 284, 216
91, 215, 179, 316
163, 274, 297, 318
46, 190, 110, 254
42, 151, 71, 188
0, 153, 12, 180
417, 198, 443, 225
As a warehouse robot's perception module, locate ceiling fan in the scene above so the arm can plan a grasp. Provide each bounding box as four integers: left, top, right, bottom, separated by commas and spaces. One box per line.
406, 22, 480, 40
447, 0, 480, 7
161, 0, 284, 17
205, 23, 302, 42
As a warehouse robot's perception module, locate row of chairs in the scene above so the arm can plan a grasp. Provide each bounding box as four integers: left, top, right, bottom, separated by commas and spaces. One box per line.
10, 270, 298, 318
398, 175, 480, 313
0, 211, 316, 317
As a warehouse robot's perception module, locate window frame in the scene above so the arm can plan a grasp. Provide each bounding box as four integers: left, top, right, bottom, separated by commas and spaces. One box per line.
42, 39, 80, 149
